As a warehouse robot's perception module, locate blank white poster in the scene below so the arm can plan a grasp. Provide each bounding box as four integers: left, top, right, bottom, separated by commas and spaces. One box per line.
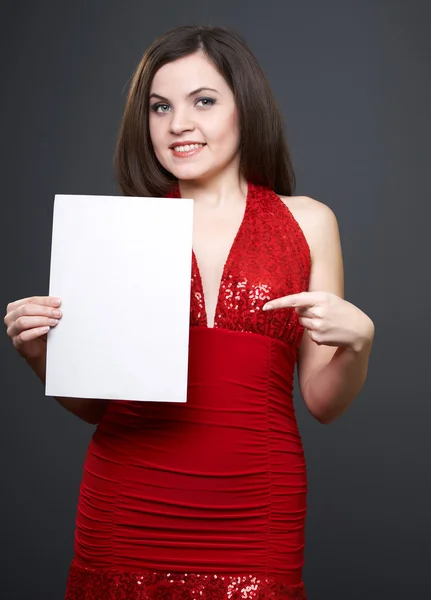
45, 193, 193, 403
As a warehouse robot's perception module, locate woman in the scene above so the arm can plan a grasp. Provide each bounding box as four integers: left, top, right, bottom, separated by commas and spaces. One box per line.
4, 25, 374, 599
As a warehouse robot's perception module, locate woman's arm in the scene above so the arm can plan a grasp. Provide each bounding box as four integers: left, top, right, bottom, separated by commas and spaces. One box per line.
299, 332, 374, 424
295, 199, 374, 423
5, 295, 109, 424
265, 196, 374, 424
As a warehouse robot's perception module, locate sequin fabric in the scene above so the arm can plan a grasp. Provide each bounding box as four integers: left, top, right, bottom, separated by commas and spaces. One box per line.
66, 560, 307, 599
170, 182, 311, 343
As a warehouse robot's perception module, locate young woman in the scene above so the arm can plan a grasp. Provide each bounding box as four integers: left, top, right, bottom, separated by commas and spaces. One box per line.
4, 25, 375, 599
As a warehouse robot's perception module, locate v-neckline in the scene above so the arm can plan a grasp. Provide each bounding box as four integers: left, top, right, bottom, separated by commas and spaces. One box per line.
192, 183, 251, 329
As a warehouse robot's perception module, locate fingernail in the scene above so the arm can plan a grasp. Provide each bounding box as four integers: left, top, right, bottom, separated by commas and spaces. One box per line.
51, 297, 61, 306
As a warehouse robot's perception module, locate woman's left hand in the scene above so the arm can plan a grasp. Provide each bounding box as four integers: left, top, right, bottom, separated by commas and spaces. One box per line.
263, 291, 374, 352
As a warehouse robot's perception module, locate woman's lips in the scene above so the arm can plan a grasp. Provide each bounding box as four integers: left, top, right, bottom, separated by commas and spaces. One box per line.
170, 144, 206, 158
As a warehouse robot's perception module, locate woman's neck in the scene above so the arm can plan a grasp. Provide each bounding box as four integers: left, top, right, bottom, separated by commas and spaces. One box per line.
177, 170, 247, 208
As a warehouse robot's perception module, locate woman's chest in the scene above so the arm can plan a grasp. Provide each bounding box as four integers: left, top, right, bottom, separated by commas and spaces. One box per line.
190, 211, 310, 346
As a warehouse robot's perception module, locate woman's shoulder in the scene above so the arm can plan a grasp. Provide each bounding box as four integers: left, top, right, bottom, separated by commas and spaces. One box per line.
278, 194, 340, 257
278, 194, 336, 222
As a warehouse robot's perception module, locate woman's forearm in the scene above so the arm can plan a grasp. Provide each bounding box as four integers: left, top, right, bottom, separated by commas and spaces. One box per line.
25, 354, 109, 424
304, 333, 374, 424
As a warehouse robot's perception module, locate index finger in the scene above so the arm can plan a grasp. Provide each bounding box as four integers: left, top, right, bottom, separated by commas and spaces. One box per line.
263, 292, 315, 311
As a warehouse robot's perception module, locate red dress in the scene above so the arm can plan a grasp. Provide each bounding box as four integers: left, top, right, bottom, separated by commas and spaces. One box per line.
65, 183, 311, 599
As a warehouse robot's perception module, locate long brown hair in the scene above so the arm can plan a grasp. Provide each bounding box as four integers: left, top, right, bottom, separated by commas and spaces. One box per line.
114, 25, 296, 197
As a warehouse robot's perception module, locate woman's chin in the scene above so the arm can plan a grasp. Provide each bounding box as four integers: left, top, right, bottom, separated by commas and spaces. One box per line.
169, 166, 211, 182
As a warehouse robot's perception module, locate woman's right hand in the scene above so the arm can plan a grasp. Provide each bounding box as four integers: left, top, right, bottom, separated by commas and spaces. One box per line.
4, 296, 108, 424
4, 296, 62, 361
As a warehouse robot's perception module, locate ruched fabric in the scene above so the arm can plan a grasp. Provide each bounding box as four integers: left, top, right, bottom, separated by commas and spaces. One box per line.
73, 329, 306, 584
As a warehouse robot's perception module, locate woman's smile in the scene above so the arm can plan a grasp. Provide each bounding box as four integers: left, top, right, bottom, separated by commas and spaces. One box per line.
170, 142, 207, 158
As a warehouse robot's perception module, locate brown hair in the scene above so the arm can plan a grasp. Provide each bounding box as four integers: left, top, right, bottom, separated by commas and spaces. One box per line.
114, 25, 296, 197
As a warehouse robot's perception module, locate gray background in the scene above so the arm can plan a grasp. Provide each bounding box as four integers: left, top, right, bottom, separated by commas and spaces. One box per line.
1, 0, 429, 598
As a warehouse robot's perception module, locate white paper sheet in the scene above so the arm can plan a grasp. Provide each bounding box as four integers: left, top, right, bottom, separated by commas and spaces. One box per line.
45, 193, 193, 403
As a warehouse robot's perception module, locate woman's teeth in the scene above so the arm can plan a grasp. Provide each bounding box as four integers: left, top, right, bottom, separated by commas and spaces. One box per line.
173, 143, 204, 152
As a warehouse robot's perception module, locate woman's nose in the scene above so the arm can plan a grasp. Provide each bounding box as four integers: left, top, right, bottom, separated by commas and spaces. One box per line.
169, 109, 195, 134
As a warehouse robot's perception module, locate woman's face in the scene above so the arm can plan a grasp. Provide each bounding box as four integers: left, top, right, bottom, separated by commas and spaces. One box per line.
149, 52, 240, 183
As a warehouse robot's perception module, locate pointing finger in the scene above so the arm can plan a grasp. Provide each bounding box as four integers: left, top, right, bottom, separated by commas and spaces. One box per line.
263, 292, 316, 311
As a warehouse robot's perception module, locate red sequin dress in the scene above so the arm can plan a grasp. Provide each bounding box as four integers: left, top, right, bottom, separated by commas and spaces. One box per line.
65, 183, 311, 599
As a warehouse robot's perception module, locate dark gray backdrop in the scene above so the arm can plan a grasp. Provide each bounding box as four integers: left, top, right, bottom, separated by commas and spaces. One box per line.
1, 1, 429, 598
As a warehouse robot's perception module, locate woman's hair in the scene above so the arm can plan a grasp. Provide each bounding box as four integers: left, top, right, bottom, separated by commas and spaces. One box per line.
114, 25, 296, 197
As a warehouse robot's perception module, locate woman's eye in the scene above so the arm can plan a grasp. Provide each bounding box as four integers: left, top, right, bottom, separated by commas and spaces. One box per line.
151, 103, 171, 113
196, 97, 216, 108
150, 98, 215, 113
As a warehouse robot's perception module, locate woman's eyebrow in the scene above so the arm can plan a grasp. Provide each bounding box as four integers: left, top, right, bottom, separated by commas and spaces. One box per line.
188, 87, 219, 96
149, 87, 220, 102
